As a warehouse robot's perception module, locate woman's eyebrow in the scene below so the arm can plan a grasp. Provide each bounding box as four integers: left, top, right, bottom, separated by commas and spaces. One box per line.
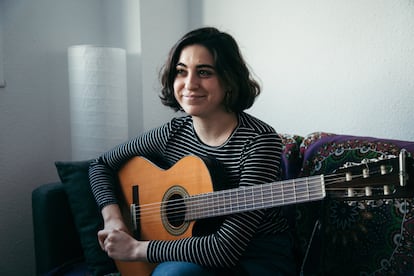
176, 62, 187, 67
196, 64, 215, 70
176, 62, 215, 70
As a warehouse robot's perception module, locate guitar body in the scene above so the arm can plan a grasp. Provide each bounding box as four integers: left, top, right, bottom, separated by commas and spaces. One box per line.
116, 155, 220, 276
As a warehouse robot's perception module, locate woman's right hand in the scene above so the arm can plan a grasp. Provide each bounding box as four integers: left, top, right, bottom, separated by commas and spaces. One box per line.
98, 204, 129, 250
98, 204, 149, 261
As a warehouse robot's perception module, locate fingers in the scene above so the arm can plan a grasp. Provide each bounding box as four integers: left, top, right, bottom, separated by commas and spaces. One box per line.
98, 228, 125, 252
98, 229, 109, 250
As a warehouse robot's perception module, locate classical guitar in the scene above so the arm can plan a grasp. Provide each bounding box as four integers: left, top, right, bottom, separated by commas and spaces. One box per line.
115, 150, 414, 276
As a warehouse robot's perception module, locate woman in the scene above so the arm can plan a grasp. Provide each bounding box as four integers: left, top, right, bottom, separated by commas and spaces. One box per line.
89, 27, 297, 275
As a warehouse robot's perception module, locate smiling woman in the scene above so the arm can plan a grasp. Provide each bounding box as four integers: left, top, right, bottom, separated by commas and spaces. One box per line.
88, 27, 296, 276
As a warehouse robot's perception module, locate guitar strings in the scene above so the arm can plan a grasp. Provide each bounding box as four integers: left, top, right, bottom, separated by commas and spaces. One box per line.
130, 172, 368, 225
128, 172, 371, 226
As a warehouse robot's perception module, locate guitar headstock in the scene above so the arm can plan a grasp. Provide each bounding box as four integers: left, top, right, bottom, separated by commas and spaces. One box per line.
325, 149, 414, 203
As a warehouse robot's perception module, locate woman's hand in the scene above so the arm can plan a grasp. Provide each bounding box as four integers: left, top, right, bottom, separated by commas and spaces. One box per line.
98, 204, 149, 261
98, 204, 128, 249
99, 228, 149, 262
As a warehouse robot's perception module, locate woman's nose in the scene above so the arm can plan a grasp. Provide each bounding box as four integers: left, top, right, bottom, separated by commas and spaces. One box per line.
185, 72, 200, 90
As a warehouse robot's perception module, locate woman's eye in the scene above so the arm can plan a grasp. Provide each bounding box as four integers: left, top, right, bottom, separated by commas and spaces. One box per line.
176, 69, 186, 76
199, 70, 212, 77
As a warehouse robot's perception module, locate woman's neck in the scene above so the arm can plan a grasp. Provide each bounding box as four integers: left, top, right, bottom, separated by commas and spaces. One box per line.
192, 112, 238, 147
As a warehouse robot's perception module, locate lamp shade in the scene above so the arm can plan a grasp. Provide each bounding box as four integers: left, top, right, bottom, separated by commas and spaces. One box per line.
68, 45, 128, 161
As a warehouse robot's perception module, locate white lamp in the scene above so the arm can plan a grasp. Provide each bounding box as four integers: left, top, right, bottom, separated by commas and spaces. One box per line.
68, 45, 128, 161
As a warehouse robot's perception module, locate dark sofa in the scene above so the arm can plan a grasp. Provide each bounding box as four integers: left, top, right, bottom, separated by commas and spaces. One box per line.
32, 182, 86, 275
32, 132, 414, 275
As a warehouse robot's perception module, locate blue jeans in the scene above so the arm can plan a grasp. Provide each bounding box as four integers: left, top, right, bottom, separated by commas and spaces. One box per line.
151, 231, 296, 276
151, 262, 214, 276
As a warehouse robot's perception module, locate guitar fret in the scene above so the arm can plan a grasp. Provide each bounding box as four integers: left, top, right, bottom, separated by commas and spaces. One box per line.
225, 190, 232, 214
209, 193, 216, 217
269, 183, 274, 207
291, 180, 296, 202
302, 179, 310, 202
271, 184, 281, 206
263, 185, 272, 208
242, 187, 247, 212
283, 181, 293, 204
259, 185, 264, 208
219, 191, 225, 215
235, 189, 239, 213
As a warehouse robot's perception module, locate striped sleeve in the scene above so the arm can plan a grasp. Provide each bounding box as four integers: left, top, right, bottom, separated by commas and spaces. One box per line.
88, 121, 173, 209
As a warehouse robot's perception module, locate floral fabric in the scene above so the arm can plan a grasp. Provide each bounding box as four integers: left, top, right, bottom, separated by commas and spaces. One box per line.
295, 132, 414, 275
279, 133, 304, 180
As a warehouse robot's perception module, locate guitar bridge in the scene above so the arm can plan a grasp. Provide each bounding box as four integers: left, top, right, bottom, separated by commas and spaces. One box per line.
131, 185, 140, 239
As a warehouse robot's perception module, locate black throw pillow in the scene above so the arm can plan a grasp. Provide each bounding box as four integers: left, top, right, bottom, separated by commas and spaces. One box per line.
55, 160, 117, 276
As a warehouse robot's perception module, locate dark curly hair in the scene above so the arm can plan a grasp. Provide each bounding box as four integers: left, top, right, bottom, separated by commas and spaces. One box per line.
159, 27, 261, 113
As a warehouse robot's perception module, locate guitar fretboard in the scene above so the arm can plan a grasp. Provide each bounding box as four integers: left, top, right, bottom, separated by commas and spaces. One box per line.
185, 175, 326, 221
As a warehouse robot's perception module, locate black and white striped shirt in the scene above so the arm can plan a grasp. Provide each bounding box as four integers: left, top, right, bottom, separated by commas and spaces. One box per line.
89, 112, 288, 268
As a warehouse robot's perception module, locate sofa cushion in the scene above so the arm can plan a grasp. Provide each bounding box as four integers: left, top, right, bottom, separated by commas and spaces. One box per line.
32, 182, 84, 275
296, 132, 414, 275
279, 133, 304, 180
299, 132, 414, 176
55, 160, 118, 276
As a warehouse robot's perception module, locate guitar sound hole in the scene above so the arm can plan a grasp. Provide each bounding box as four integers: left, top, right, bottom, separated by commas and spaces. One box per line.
166, 194, 185, 227
161, 185, 190, 236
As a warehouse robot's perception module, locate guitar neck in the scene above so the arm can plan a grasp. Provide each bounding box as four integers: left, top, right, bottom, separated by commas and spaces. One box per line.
185, 175, 326, 221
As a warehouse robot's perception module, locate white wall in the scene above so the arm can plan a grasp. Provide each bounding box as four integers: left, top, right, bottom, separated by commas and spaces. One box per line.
0, 1, 102, 275
0, 16, 4, 87
193, 0, 414, 140
101, 0, 144, 137
139, 0, 188, 130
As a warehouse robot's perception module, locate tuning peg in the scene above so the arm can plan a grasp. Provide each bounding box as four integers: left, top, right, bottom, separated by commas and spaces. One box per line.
380, 163, 392, 197
347, 188, 355, 197
365, 186, 372, 196
345, 172, 352, 181
364, 186, 374, 206
380, 165, 388, 175
345, 172, 355, 199
399, 149, 408, 186
383, 185, 390, 196
345, 170, 356, 202
363, 168, 370, 178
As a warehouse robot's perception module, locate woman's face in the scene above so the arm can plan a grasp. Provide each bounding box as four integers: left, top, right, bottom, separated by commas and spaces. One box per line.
173, 44, 227, 118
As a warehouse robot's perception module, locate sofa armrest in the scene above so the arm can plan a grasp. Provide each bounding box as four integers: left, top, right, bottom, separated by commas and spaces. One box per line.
32, 182, 83, 275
